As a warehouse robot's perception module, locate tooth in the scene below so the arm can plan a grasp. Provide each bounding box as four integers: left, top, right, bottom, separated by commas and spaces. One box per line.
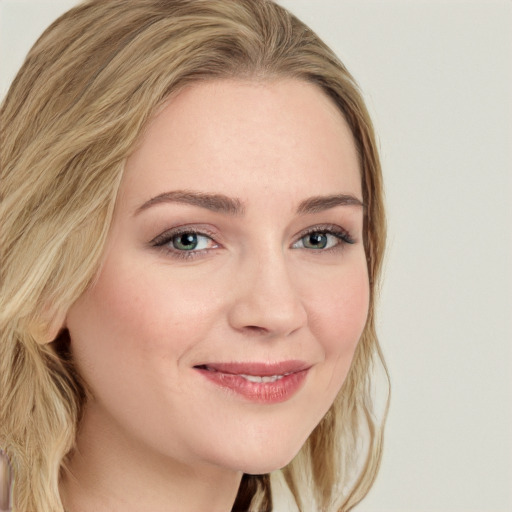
240, 374, 262, 383
239, 374, 284, 383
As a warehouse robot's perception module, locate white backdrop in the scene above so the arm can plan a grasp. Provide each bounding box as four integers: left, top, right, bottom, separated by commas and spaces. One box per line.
1, 1, 511, 511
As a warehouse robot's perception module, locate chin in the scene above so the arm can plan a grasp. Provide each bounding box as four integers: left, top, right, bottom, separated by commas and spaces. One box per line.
238, 458, 296, 476
222, 437, 307, 475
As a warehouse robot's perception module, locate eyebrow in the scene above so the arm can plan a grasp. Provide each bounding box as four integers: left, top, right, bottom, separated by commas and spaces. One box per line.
135, 190, 364, 216
296, 194, 365, 214
135, 190, 244, 216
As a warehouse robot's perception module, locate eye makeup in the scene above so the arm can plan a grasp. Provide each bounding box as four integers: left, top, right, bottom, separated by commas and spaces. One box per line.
293, 224, 355, 250
148, 221, 356, 261
149, 225, 221, 260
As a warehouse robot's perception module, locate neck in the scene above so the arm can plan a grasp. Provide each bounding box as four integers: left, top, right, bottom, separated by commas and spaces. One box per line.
59, 401, 242, 512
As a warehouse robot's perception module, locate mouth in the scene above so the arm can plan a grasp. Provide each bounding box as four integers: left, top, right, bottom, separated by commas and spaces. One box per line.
193, 361, 311, 403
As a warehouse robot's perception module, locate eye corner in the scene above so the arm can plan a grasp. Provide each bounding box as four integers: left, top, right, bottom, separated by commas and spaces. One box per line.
292, 224, 356, 252
148, 225, 222, 261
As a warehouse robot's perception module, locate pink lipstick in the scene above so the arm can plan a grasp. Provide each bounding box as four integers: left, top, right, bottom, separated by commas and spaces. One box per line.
194, 361, 310, 404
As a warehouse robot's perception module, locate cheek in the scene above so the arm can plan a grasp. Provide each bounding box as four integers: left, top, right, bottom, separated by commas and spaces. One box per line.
66, 258, 223, 384
65, 264, 158, 395
65, 276, 150, 397
64, 261, 220, 443
306, 260, 370, 365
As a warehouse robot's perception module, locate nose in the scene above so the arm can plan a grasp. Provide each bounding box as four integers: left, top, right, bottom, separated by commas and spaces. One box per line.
227, 249, 308, 338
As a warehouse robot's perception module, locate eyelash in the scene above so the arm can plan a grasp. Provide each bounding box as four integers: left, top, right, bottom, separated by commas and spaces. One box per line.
150, 226, 219, 260
294, 225, 356, 251
150, 224, 355, 260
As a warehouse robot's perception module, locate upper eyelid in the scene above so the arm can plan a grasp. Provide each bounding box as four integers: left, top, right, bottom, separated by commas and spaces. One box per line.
297, 225, 347, 236
150, 223, 355, 247
293, 224, 355, 241
149, 225, 218, 246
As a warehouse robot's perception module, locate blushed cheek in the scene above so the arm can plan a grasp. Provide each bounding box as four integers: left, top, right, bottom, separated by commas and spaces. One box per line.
76, 263, 220, 373
321, 268, 370, 362
66, 267, 152, 377
66, 276, 173, 411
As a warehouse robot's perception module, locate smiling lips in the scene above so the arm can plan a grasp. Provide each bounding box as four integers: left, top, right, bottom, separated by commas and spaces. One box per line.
193, 361, 310, 403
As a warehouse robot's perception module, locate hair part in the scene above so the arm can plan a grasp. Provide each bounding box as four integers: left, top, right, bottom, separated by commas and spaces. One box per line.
0, 1, 387, 510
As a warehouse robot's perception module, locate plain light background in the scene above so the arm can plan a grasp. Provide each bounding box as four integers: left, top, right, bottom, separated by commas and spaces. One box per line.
1, 1, 511, 511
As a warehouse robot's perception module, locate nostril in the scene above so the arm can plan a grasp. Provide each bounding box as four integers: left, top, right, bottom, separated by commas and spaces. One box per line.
244, 325, 268, 334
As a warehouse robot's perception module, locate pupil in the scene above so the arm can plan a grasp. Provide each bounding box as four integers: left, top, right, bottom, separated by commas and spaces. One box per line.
308, 233, 327, 248
174, 233, 197, 250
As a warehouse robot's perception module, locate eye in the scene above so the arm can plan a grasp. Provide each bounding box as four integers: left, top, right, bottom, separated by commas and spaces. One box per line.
171, 232, 212, 251
150, 227, 219, 259
292, 226, 355, 251
300, 232, 332, 249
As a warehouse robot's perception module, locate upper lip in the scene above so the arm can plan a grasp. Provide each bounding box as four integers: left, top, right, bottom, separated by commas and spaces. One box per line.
194, 360, 311, 376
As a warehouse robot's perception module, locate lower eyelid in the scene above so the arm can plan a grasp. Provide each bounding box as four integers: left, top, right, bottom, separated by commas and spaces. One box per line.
150, 226, 355, 256
149, 228, 223, 262
150, 228, 216, 247
293, 229, 355, 247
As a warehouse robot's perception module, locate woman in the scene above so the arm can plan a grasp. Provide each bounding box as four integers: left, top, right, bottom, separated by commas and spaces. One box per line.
0, 0, 387, 511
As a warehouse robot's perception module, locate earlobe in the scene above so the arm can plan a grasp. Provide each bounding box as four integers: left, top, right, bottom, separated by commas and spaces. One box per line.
29, 311, 67, 345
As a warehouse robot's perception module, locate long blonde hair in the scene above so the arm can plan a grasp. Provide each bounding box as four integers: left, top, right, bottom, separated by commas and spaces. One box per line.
0, 1, 387, 510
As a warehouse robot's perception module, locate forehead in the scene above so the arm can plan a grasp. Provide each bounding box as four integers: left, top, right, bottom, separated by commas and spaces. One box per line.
122, 78, 362, 208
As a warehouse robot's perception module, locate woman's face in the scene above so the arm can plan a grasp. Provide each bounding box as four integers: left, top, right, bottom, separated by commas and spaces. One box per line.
66, 79, 369, 475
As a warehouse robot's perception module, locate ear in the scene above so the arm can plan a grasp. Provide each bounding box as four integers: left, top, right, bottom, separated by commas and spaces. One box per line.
29, 311, 67, 345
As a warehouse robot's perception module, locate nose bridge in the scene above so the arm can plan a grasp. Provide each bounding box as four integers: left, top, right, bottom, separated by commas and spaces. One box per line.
227, 241, 307, 336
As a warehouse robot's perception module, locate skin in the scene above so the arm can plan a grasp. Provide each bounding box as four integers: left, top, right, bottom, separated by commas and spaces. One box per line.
59, 79, 369, 512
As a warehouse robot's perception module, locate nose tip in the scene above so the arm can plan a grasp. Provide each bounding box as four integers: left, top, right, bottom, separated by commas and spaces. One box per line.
227, 258, 308, 338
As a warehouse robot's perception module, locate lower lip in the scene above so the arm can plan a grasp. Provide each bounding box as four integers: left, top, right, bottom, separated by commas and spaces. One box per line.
195, 368, 309, 404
